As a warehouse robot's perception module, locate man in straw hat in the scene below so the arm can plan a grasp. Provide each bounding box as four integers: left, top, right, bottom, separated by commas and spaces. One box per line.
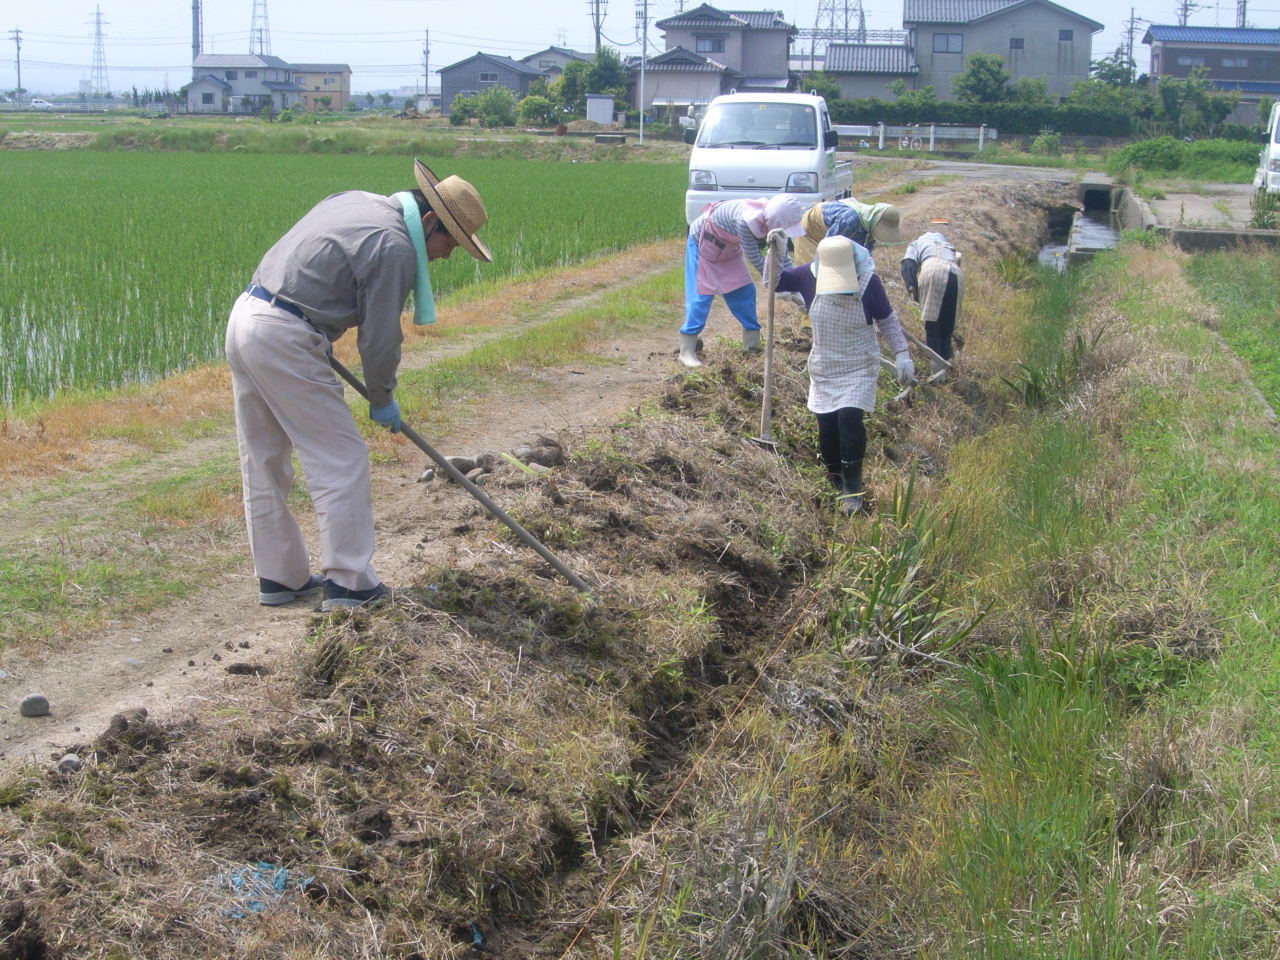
679, 195, 806, 368
900, 220, 963, 380
783, 235, 914, 514
225, 159, 490, 611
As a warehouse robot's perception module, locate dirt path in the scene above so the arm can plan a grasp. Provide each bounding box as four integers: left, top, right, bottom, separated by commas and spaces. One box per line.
0, 246, 689, 762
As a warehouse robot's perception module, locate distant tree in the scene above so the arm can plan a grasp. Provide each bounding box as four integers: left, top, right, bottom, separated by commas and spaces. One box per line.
449, 92, 480, 125
317, 95, 332, 111
888, 79, 938, 108
518, 94, 558, 126
585, 47, 629, 114
527, 76, 550, 99
1258, 96, 1275, 129
1155, 67, 1237, 137
379, 92, 393, 109
1010, 76, 1052, 105
555, 59, 590, 115
951, 53, 1012, 104
802, 70, 841, 102
474, 85, 517, 126
1091, 47, 1137, 86
365, 92, 375, 108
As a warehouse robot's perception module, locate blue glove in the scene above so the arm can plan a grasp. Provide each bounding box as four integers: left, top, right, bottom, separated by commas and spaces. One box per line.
369, 399, 402, 433
895, 351, 916, 386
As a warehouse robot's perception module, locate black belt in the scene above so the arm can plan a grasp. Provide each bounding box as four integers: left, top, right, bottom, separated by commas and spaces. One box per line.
246, 283, 308, 321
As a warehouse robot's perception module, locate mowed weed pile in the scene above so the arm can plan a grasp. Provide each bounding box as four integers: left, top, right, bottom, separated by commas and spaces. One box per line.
0, 177, 1082, 959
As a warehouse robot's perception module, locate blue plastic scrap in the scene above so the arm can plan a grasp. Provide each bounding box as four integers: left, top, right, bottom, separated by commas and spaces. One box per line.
220, 861, 314, 918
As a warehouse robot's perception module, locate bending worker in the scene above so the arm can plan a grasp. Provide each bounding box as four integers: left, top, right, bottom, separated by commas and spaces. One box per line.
225, 159, 491, 611
775, 235, 914, 514
794, 197, 901, 265
680, 195, 806, 368
900, 224, 963, 377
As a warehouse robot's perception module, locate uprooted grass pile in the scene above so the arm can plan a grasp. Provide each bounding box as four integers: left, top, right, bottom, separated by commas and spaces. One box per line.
0, 385, 845, 958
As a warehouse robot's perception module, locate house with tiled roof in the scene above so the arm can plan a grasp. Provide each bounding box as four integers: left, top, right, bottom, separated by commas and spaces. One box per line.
291, 63, 352, 112
653, 4, 795, 92
1143, 25, 1280, 124
439, 52, 545, 115
520, 46, 591, 79
902, 0, 1102, 99
185, 53, 304, 114
633, 45, 743, 115
825, 42, 920, 99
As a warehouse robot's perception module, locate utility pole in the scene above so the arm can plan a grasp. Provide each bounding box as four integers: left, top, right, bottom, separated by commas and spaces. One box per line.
427, 30, 437, 103
636, 0, 648, 144
1176, 0, 1200, 27
89, 7, 110, 101
192, 0, 203, 66
1125, 7, 1137, 79
1236, 0, 1248, 28
8, 28, 20, 108
589, 0, 607, 55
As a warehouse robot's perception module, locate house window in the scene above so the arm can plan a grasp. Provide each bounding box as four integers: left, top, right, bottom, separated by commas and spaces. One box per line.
224, 70, 237, 80
696, 35, 726, 53
932, 33, 962, 53
296, 75, 307, 84
1009, 37, 1024, 50
539, 59, 555, 67
244, 70, 257, 78
479, 72, 499, 83
201, 92, 214, 104
1222, 56, 1248, 67
1058, 29, 1074, 41
1177, 55, 1205, 66
324, 77, 334, 85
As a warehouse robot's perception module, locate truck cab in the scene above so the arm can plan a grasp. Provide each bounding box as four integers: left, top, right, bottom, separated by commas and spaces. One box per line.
684, 92, 853, 224
1254, 101, 1280, 194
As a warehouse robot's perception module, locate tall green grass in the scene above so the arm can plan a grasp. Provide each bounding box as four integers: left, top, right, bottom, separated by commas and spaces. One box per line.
0, 152, 685, 408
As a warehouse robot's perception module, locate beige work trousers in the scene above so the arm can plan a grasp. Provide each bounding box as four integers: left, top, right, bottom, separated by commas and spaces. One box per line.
225, 293, 381, 592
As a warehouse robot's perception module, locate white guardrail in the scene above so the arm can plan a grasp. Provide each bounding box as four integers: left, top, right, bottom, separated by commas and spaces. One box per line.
833, 122, 999, 151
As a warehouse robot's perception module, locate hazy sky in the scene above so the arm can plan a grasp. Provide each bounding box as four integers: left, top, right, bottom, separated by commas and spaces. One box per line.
2, 0, 1268, 96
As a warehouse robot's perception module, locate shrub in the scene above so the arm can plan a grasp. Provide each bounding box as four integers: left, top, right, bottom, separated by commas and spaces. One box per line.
1030, 130, 1062, 156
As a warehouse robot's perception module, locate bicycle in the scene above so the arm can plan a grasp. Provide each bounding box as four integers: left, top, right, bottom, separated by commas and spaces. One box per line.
898, 132, 923, 151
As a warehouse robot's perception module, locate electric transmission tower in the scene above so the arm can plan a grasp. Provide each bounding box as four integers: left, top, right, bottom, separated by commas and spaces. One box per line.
250, 0, 272, 56
815, 0, 866, 42
89, 6, 110, 99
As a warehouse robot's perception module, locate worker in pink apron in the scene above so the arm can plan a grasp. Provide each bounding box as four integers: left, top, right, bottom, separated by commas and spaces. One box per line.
679, 195, 806, 368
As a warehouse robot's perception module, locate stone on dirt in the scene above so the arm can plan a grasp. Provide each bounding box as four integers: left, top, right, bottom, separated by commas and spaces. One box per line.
445, 455, 476, 474
19, 694, 50, 718
57, 753, 82, 774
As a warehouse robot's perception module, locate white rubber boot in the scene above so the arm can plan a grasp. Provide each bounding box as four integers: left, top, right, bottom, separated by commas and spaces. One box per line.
678, 332, 703, 368
742, 328, 761, 352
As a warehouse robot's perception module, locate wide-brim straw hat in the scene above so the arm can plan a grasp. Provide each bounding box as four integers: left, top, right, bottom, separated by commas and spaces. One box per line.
413, 159, 492, 262
814, 236, 861, 295
872, 205, 902, 244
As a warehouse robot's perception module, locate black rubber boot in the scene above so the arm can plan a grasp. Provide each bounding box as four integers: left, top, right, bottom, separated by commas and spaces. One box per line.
837, 459, 864, 515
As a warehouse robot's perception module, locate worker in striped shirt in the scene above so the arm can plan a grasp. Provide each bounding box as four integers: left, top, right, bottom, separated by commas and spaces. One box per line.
679, 196, 805, 368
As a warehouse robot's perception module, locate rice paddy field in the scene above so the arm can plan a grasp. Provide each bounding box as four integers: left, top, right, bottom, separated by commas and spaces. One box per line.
0, 152, 687, 408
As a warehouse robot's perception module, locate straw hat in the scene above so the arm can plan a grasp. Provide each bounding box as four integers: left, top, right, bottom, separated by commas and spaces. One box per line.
872, 205, 902, 244
814, 237, 862, 295
413, 159, 492, 262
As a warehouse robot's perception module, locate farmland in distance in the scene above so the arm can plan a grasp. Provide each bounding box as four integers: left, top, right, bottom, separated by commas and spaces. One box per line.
0, 151, 686, 408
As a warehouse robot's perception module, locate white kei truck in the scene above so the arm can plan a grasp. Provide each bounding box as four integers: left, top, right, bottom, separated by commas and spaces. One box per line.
1253, 100, 1280, 194
684, 92, 854, 224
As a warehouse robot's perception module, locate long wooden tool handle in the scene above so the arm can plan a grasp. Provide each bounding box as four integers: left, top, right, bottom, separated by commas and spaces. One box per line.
329, 357, 593, 596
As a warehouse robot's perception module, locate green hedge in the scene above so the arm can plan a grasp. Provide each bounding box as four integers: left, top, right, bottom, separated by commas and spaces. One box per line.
829, 98, 1137, 136
1105, 136, 1260, 179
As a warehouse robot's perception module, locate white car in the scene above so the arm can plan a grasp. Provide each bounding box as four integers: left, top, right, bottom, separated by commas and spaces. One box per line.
28, 98, 55, 111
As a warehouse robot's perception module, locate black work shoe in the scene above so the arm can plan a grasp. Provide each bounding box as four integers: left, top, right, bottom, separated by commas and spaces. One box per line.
836, 492, 865, 515
259, 574, 325, 606
321, 581, 390, 612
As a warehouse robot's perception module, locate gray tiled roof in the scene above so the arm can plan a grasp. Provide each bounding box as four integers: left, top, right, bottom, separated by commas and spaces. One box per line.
1143, 25, 1280, 45
656, 4, 749, 29
193, 53, 292, 69
826, 42, 919, 73
903, 0, 1101, 30
727, 9, 792, 29
640, 45, 735, 72
440, 52, 545, 76
291, 63, 352, 73
520, 46, 591, 62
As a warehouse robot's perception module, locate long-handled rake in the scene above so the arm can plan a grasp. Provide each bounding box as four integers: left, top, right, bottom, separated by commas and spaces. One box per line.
328, 356, 593, 596
750, 231, 788, 449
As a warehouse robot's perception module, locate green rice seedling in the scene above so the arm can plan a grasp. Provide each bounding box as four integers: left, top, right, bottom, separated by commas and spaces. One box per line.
0, 152, 686, 408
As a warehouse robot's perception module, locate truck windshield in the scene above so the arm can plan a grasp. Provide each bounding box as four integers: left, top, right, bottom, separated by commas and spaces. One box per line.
697, 102, 818, 149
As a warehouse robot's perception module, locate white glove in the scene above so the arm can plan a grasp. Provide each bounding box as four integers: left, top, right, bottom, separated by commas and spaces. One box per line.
766, 228, 788, 260
894, 351, 915, 386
